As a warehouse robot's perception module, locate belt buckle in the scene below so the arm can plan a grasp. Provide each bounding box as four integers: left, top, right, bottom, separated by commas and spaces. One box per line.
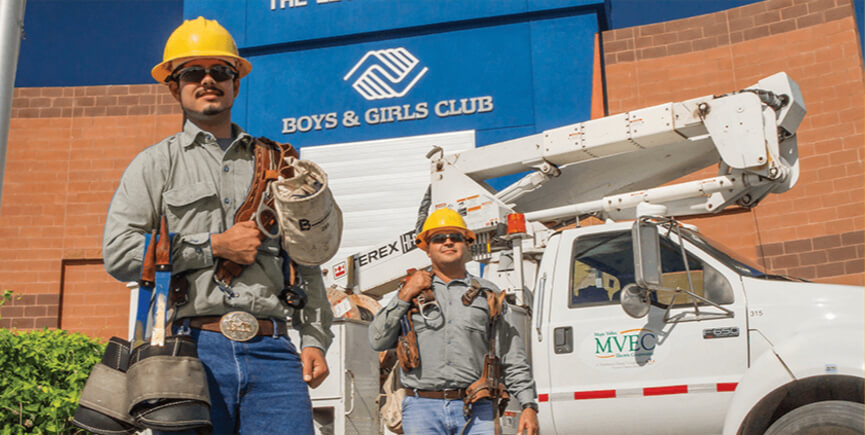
219, 311, 259, 342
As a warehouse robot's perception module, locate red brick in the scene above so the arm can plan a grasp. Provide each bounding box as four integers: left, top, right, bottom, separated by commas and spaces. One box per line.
18, 88, 41, 97
827, 245, 859, 261
766, 0, 794, 10
653, 32, 678, 45
772, 253, 800, 268
84, 106, 107, 117
810, 0, 838, 12
800, 251, 828, 265
797, 12, 826, 28
744, 25, 771, 40
639, 22, 666, 37
0, 306, 23, 317
127, 105, 154, 116
107, 85, 130, 96
11, 317, 34, 329
86, 86, 107, 96
45, 305, 59, 317
815, 261, 846, 277
761, 242, 785, 256
781, 3, 809, 19
729, 16, 755, 32
663, 41, 691, 56
784, 239, 812, 253
770, 19, 798, 34
41, 87, 63, 97
95, 96, 117, 106
34, 317, 58, 329
613, 27, 634, 41
756, 10, 782, 25
813, 234, 842, 249
605, 39, 630, 53
825, 6, 852, 21
30, 97, 50, 108
788, 265, 817, 279
39, 108, 61, 118
14, 294, 36, 305
24, 306, 46, 317
841, 231, 864, 245
11, 97, 29, 108
107, 106, 128, 116
75, 96, 95, 107
638, 46, 667, 60
845, 259, 864, 274
693, 37, 718, 51
617, 51, 635, 62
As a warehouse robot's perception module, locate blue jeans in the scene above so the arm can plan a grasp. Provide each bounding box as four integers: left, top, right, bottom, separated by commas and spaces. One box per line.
401, 396, 494, 435
159, 326, 314, 435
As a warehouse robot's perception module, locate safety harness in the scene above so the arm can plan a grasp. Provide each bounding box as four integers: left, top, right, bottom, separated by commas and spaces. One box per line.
395, 276, 510, 435
213, 137, 298, 294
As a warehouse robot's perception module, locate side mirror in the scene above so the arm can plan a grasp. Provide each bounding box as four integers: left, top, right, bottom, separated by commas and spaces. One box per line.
621, 284, 650, 318
633, 220, 662, 288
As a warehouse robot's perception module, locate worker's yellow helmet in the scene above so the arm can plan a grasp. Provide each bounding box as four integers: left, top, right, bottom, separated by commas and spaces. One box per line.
415, 208, 475, 252
151, 17, 252, 83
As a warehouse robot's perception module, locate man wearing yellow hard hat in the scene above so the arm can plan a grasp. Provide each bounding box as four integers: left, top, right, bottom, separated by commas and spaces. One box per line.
370, 208, 539, 435
102, 17, 332, 433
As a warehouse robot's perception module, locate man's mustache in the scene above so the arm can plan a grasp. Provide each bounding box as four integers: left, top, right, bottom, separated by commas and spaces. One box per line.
195, 85, 224, 97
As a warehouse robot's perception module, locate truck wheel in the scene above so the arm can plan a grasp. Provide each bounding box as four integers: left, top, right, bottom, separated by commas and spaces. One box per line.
764, 400, 864, 435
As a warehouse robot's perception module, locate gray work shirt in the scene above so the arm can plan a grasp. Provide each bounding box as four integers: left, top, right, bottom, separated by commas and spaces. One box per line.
103, 120, 333, 351
369, 273, 537, 407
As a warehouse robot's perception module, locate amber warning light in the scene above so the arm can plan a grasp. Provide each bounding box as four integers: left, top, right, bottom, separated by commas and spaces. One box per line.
507, 213, 526, 235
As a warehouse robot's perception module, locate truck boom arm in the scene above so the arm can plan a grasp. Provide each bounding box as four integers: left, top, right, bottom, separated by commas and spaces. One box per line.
325, 72, 805, 297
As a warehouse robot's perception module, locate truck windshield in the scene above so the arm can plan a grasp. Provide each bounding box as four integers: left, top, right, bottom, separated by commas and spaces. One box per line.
677, 228, 770, 278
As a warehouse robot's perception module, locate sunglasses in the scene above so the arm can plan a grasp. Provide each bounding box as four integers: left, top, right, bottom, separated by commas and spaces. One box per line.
429, 233, 466, 244
172, 65, 238, 83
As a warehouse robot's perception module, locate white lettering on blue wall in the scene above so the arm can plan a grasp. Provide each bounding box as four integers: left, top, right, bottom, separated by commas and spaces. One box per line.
280, 96, 493, 135
271, 0, 340, 10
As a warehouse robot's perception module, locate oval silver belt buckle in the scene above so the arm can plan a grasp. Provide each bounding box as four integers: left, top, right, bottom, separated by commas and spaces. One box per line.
219, 311, 259, 342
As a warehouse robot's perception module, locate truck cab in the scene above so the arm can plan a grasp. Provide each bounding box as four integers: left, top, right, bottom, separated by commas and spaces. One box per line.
532, 221, 864, 434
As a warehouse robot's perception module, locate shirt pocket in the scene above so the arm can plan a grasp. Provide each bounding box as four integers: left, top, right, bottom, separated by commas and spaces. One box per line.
461, 300, 490, 335
162, 182, 221, 234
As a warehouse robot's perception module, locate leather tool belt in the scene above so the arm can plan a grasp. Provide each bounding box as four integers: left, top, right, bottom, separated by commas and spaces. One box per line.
72, 337, 139, 435
405, 389, 467, 400
186, 312, 289, 342
126, 335, 211, 432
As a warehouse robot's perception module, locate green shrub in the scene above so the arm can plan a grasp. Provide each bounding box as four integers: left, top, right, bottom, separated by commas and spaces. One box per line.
0, 292, 105, 434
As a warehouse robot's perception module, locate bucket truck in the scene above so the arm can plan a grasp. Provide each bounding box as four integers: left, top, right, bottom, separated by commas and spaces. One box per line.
312, 72, 864, 435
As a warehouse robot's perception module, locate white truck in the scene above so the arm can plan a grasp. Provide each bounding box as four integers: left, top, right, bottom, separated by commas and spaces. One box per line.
313, 72, 864, 435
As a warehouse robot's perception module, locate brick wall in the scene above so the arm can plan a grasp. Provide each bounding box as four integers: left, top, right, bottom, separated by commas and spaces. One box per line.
600, 0, 864, 285
1, 84, 181, 339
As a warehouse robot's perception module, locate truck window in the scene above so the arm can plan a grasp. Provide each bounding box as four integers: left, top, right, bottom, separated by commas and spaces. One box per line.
569, 231, 733, 308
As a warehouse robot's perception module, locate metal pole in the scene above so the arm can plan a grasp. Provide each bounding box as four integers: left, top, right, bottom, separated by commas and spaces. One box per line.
0, 0, 26, 211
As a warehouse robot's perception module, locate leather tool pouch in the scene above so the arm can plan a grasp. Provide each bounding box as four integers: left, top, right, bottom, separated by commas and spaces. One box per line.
126, 335, 211, 432
72, 337, 139, 435
464, 354, 510, 416
396, 315, 420, 371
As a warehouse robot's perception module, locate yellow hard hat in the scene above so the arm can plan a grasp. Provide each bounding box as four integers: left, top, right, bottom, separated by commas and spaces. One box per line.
151, 17, 252, 83
415, 208, 475, 252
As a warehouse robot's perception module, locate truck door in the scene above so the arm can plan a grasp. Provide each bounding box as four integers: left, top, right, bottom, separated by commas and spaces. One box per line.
543, 226, 746, 435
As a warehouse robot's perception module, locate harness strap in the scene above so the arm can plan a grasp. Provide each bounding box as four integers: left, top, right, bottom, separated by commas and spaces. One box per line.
395, 270, 435, 371
461, 279, 509, 435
